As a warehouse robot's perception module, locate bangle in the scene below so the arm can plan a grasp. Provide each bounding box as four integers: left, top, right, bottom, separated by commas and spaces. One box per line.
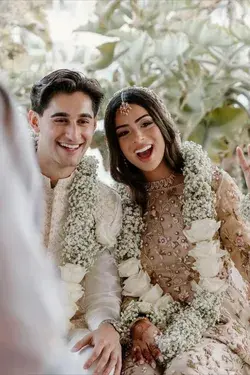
98, 319, 120, 333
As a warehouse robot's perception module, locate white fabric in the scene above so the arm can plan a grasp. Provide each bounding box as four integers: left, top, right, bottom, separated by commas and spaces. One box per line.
84, 251, 122, 331
95, 182, 123, 246
83, 182, 122, 330
0, 86, 78, 374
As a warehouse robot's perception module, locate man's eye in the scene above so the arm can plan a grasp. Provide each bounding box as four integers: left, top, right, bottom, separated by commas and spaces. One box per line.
78, 119, 89, 125
54, 118, 67, 123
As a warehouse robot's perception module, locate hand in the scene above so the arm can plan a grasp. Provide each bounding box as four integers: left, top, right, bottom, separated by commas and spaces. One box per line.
71, 323, 121, 375
236, 145, 250, 191
130, 318, 163, 369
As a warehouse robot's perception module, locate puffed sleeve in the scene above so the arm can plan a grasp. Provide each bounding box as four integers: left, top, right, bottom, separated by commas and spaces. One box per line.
215, 169, 250, 282
84, 251, 121, 331
83, 183, 122, 331
95, 182, 122, 247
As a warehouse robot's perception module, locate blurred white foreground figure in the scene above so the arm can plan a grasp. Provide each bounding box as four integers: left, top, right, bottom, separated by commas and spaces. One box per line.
0, 85, 79, 374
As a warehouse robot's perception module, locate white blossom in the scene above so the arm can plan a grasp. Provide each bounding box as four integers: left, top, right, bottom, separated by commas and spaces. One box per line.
140, 284, 163, 304
60, 263, 87, 283
155, 294, 174, 309
123, 270, 151, 297
183, 219, 221, 243
118, 258, 141, 277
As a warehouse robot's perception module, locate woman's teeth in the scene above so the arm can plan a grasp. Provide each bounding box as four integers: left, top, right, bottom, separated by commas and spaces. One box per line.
135, 145, 152, 154
135, 145, 153, 159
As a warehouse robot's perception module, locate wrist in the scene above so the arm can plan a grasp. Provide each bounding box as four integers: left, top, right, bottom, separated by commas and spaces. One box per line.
99, 319, 120, 334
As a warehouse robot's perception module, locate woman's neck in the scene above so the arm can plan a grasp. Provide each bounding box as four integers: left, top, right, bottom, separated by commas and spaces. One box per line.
143, 160, 174, 182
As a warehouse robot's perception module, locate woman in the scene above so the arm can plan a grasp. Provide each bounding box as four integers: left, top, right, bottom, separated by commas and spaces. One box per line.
104, 86, 250, 375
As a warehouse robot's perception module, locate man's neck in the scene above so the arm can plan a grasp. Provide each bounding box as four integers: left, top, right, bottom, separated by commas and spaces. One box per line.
38, 153, 76, 187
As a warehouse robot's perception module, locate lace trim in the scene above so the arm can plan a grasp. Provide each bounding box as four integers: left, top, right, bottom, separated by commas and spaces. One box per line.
146, 173, 176, 191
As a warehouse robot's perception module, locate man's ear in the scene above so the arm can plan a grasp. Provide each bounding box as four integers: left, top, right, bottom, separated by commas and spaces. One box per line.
28, 110, 40, 133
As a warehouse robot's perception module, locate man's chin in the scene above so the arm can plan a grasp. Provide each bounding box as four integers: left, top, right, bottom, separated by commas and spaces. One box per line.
57, 149, 87, 168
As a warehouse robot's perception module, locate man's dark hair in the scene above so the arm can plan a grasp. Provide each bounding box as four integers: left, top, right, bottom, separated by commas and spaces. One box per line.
30, 69, 104, 116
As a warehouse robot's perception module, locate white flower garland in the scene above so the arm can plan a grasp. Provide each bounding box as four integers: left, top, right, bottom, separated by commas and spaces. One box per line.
114, 141, 229, 364
59, 156, 110, 321
240, 193, 250, 222
115, 184, 144, 262
61, 156, 106, 266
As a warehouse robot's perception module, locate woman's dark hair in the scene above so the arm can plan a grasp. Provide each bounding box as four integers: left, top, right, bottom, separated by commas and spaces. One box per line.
104, 87, 184, 211
30, 69, 104, 116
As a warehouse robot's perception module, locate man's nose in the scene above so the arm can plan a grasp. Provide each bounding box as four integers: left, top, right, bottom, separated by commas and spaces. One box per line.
65, 122, 81, 141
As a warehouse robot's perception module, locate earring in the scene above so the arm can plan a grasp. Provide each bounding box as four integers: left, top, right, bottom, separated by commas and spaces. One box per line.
123, 156, 128, 167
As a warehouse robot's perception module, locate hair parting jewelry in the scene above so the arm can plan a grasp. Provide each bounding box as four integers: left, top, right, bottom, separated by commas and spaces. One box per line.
119, 91, 132, 116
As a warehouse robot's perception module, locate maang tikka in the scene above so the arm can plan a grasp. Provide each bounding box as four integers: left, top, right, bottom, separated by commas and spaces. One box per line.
119, 90, 132, 116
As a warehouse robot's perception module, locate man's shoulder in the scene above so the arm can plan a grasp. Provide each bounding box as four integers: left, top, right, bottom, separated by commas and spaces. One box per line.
95, 181, 122, 246
97, 180, 121, 204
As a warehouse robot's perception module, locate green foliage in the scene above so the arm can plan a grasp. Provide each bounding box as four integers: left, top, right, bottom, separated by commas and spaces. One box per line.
0, 0, 53, 106
76, 0, 250, 174
1, 0, 250, 183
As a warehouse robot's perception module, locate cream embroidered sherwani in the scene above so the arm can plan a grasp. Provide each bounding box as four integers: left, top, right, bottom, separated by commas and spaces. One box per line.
42, 170, 122, 373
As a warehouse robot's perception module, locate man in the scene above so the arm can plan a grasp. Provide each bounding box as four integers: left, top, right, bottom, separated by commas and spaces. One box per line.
28, 69, 122, 375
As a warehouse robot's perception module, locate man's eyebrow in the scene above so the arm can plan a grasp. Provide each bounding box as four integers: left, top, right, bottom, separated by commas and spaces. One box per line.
79, 113, 93, 119
50, 112, 69, 118
50, 112, 93, 119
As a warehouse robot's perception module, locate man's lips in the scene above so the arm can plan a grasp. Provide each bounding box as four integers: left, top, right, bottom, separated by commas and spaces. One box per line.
57, 142, 84, 151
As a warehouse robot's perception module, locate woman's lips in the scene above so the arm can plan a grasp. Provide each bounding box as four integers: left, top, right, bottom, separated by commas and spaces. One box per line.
136, 145, 153, 161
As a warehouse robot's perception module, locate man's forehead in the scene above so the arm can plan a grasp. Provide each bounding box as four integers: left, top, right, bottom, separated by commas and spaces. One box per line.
46, 92, 94, 115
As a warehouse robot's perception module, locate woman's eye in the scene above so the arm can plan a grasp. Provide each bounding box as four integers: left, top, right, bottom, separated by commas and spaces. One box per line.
117, 130, 129, 138
141, 121, 153, 128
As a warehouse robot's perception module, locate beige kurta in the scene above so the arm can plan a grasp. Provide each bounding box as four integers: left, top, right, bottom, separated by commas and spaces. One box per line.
42, 173, 122, 331
122, 170, 250, 375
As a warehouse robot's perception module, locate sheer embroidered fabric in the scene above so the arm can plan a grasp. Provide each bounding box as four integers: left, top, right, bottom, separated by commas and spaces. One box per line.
122, 170, 250, 374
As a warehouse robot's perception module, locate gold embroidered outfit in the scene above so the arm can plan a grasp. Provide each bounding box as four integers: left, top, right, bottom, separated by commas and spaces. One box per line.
122, 170, 250, 375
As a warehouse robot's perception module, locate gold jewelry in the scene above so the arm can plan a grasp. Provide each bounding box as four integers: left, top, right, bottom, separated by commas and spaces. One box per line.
119, 91, 132, 115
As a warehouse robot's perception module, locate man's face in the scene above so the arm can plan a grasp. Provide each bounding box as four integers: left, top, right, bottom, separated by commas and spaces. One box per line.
30, 91, 96, 169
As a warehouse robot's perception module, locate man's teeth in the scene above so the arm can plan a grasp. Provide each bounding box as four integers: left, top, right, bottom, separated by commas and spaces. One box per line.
135, 145, 152, 154
59, 143, 80, 149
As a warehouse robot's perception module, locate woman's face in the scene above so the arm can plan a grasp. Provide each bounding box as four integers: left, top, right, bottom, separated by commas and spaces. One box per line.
115, 104, 166, 174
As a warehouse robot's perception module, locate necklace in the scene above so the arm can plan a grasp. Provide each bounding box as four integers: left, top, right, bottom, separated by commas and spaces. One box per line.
146, 173, 176, 191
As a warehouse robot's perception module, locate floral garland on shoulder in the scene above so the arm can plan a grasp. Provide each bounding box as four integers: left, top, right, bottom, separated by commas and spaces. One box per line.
59, 155, 111, 322
113, 141, 229, 364
32, 130, 108, 323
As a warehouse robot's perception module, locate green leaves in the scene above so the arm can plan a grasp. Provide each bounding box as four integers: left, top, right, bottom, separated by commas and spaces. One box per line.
87, 41, 118, 70
189, 106, 249, 163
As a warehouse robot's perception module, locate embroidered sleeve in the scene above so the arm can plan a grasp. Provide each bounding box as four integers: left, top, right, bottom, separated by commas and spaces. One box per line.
215, 170, 250, 282
95, 183, 122, 248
